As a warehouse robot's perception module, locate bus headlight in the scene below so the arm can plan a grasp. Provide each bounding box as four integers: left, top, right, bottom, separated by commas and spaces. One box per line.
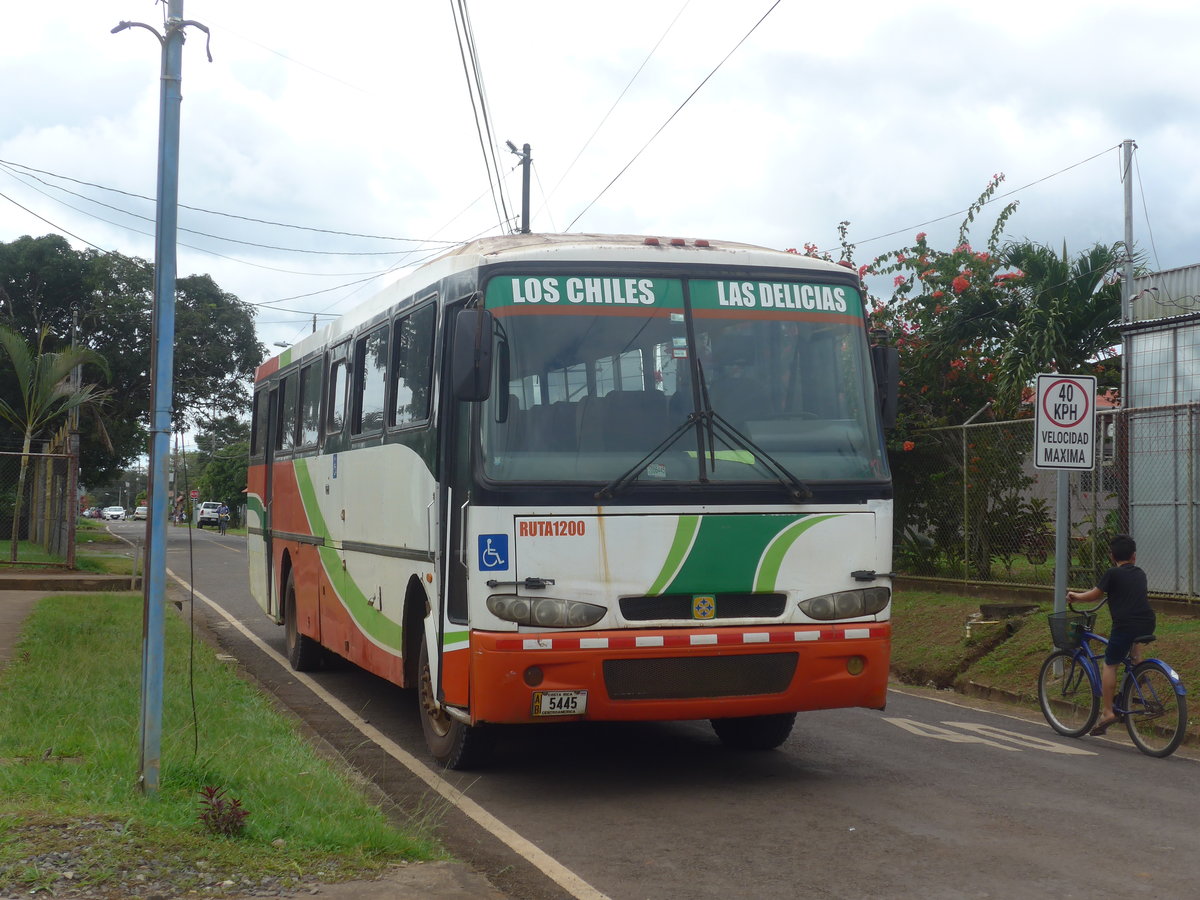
798, 587, 890, 621
487, 595, 606, 628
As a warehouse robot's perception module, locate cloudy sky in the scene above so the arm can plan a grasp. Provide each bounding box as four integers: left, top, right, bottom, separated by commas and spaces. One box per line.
2, 0, 1197, 352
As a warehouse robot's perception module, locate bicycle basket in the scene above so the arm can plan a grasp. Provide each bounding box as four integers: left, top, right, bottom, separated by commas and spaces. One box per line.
1048, 611, 1088, 650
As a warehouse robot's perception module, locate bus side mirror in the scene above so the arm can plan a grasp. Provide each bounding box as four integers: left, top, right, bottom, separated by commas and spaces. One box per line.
451, 307, 495, 401
871, 343, 899, 428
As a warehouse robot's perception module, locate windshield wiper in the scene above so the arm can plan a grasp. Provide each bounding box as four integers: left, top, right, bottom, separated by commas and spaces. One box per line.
594, 416, 696, 501
694, 355, 812, 501
697, 409, 813, 501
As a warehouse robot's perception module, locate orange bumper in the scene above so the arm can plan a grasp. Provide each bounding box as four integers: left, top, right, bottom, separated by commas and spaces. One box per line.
468, 622, 890, 724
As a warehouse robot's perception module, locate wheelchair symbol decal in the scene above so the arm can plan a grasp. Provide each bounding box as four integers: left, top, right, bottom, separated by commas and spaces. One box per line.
478, 534, 509, 571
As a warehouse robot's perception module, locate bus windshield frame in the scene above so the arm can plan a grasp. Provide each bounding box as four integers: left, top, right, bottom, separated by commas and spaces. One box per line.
478, 271, 889, 491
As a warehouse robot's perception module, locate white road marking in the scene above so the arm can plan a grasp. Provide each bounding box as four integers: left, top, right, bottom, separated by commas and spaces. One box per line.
883, 717, 1020, 750
942, 722, 1095, 755
167, 568, 611, 900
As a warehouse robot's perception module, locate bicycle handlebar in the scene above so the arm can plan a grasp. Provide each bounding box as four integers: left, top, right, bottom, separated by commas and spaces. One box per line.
1067, 596, 1108, 614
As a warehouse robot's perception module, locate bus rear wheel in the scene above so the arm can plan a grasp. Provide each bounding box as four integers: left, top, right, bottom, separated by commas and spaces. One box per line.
710, 712, 796, 751
283, 571, 322, 672
418, 633, 490, 769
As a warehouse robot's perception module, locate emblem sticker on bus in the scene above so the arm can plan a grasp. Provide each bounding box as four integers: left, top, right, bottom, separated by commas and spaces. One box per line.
478, 534, 509, 571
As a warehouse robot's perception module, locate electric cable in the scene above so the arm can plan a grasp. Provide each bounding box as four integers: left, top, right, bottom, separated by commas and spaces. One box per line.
567, 0, 782, 231
0, 157, 453, 245
1132, 148, 1161, 273
844, 144, 1121, 254
541, 0, 691, 217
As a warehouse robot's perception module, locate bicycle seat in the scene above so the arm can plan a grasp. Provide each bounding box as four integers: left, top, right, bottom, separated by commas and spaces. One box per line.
1134, 634, 1156, 645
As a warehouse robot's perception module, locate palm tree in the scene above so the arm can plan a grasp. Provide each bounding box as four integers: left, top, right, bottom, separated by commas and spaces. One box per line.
0, 324, 110, 562
995, 241, 1124, 393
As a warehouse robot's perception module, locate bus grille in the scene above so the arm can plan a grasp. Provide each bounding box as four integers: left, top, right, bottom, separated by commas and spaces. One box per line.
619, 592, 787, 620
603, 652, 798, 700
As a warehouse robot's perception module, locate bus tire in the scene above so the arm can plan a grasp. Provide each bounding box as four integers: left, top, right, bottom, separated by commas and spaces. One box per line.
418, 633, 490, 769
710, 712, 796, 751
284, 570, 322, 672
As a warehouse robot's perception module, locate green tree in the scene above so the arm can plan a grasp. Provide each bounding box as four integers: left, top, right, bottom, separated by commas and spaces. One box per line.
0, 235, 264, 485
0, 324, 110, 561
992, 240, 1123, 395
196, 441, 250, 524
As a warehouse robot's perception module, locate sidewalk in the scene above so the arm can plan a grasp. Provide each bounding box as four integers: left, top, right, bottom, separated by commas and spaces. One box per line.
0, 579, 507, 900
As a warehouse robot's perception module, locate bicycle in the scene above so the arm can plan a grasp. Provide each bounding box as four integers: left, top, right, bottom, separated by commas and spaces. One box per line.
1037, 598, 1188, 757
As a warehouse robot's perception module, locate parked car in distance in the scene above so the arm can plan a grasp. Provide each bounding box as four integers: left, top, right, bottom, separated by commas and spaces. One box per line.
196, 501, 222, 528
133, 506, 148, 520
103, 506, 126, 521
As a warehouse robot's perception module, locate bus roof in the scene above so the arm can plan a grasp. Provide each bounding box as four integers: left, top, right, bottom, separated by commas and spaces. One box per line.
260, 233, 855, 378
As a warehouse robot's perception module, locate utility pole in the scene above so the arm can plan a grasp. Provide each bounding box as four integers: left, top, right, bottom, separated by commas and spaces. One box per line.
113, 0, 209, 797
1120, 139, 1135, 402
507, 141, 532, 233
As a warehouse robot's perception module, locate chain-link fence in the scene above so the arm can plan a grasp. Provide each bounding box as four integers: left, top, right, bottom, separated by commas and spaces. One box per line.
894, 403, 1200, 602
0, 421, 79, 567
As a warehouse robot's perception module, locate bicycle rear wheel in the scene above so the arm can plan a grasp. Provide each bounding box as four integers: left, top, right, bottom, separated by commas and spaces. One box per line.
1038, 650, 1099, 737
1122, 661, 1187, 758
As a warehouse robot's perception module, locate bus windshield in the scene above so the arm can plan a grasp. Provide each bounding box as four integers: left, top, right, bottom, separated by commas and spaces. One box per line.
481, 274, 887, 486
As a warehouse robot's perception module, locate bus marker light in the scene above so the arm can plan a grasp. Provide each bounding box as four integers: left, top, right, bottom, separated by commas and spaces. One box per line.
523, 666, 544, 687
846, 656, 866, 676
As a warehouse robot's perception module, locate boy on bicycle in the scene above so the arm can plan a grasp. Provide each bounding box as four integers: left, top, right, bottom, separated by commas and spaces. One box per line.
1066, 533, 1155, 736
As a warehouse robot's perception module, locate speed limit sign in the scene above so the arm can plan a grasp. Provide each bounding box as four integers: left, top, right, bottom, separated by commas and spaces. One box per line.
1034, 374, 1096, 470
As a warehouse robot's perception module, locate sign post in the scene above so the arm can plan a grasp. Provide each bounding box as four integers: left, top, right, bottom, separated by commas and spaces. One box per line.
1033, 374, 1097, 615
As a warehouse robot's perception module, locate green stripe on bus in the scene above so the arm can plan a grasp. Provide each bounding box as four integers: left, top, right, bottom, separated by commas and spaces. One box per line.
292, 459, 331, 540
662, 515, 805, 595
753, 515, 839, 592
316, 545, 404, 650
646, 515, 701, 596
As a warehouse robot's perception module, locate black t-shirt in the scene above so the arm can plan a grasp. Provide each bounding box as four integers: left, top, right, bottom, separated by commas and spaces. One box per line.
1098, 563, 1153, 629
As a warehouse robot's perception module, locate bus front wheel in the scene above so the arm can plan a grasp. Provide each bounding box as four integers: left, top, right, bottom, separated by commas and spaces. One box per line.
710, 712, 796, 751
418, 633, 490, 769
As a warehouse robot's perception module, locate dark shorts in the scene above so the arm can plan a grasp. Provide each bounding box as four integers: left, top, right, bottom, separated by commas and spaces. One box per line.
1105, 616, 1157, 665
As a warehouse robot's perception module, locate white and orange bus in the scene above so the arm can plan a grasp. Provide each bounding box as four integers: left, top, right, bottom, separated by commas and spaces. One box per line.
248, 233, 898, 768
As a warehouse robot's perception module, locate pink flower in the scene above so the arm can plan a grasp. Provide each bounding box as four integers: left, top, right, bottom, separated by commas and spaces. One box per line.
903, 441, 916, 451
951, 275, 970, 294
893, 275, 907, 287
916, 232, 927, 242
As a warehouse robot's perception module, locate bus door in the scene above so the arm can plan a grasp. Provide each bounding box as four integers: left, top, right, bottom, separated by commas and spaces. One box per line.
435, 298, 477, 705
263, 384, 280, 618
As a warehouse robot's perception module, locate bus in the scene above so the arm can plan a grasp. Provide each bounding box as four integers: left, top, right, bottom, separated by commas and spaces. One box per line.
247, 233, 898, 769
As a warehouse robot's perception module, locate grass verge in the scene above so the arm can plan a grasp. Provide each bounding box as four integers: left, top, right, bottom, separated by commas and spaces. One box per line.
0, 593, 442, 897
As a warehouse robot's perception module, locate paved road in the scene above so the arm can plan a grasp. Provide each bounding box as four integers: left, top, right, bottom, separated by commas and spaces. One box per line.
114, 521, 1200, 900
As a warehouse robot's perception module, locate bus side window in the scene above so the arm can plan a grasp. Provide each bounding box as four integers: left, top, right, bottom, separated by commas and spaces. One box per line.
250, 389, 267, 456
389, 303, 436, 427
298, 362, 322, 447
326, 354, 348, 435
352, 325, 389, 435
276, 375, 296, 453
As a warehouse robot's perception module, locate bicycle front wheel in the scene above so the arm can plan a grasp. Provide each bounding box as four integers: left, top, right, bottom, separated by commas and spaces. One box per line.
1038, 650, 1099, 737
1122, 661, 1188, 758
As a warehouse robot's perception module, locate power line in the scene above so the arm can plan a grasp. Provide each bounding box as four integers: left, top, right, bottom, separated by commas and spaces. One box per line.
843, 144, 1121, 254
450, 0, 511, 233
541, 0, 692, 219
1132, 148, 1161, 273
0, 157, 455, 245
567, 0, 783, 231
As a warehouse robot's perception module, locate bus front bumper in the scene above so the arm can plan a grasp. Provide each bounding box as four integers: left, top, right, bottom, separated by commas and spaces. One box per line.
467, 622, 890, 725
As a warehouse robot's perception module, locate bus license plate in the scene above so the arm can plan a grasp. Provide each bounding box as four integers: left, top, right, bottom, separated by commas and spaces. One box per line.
532, 690, 587, 717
